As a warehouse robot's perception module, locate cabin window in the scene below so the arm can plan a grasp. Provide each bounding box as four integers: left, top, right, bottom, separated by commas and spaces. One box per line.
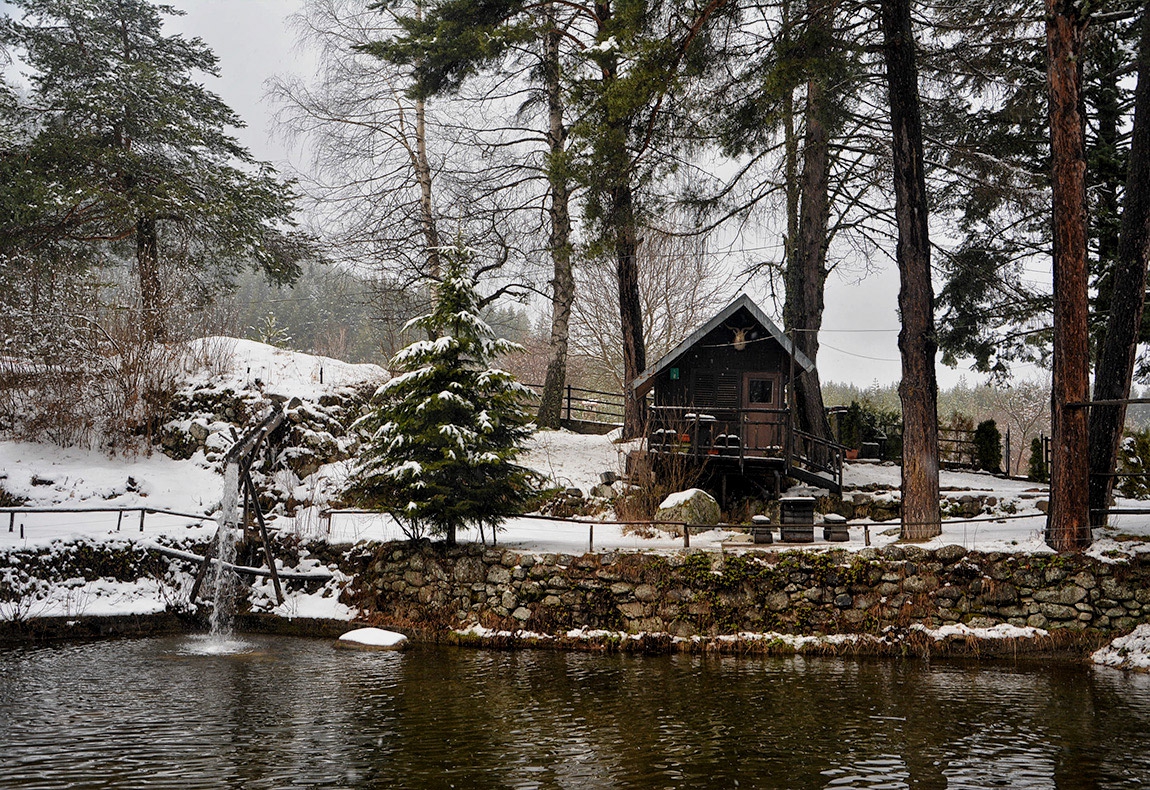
748, 378, 774, 404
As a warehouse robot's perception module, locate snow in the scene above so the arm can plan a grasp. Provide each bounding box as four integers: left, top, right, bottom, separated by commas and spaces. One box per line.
1093, 625, 1150, 672
337, 627, 409, 649
6, 429, 1150, 558
911, 622, 1050, 641
4, 338, 1150, 629
183, 336, 388, 400
0, 576, 173, 620
660, 488, 707, 509
520, 430, 631, 492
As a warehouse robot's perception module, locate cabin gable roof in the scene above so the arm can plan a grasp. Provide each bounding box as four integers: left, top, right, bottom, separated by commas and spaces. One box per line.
631, 294, 815, 396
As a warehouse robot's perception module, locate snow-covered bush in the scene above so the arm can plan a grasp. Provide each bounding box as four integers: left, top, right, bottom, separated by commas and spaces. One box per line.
346, 245, 535, 544
1117, 429, 1150, 500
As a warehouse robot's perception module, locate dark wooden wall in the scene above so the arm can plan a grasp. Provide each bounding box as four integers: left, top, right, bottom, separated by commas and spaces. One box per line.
654, 307, 790, 408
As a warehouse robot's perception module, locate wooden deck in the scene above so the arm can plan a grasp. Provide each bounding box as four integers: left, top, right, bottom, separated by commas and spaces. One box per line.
646, 405, 844, 493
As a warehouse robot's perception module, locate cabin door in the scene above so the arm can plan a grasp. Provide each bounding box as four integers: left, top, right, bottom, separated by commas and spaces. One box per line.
742, 373, 783, 454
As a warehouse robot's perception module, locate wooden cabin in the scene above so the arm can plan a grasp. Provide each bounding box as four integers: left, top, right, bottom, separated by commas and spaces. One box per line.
631, 294, 843, 493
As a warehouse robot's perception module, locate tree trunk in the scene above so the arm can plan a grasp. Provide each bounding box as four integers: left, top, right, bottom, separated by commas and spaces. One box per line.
1046, 0, 1091, 551
136, 214, 166, 343
783, 58, 833, 442
882, 0, 939, 541
593, 0, 646, 439
615, 181, 647, 439
1088, 6, 1150, 529
413, 3, 441, 281
537, 7, 575, 429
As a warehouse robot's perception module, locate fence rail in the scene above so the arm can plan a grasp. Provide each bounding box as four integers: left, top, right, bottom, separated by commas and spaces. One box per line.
522, 383, 625, 425
1, 505, 213, 539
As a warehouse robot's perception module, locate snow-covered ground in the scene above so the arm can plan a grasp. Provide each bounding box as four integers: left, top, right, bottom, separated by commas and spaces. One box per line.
183, 336, 388, 400
5, 429, 1150, 557
3, 340, 1149, 667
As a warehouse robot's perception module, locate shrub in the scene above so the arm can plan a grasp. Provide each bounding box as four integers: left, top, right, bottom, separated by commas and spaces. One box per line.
1028, 436, 1049, 483
1117, 429, 1150, 500
973, 419, 1002, 473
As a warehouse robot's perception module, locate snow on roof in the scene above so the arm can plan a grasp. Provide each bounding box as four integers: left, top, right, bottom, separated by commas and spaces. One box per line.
183, 337, 389, 400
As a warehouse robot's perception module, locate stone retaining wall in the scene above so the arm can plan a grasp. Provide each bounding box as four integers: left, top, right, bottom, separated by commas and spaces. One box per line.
349, 542, 1150, 637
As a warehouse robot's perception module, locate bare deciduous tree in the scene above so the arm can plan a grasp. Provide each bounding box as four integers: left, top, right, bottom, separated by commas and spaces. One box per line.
569, 220, 735, 392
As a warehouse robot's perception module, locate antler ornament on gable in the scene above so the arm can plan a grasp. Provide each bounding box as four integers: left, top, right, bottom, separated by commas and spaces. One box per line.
724, 323, 753, 351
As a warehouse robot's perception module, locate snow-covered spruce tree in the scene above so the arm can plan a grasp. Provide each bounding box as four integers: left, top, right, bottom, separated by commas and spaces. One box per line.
348, 245, 535, 545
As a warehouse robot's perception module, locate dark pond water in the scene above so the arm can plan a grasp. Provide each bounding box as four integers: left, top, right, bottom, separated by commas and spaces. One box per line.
1, 635, 1149, 789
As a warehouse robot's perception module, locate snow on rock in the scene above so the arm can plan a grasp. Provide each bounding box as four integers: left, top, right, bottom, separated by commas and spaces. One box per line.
248, 567, 358, 621
657, 488, 721, 526
1092, 624, 1150, 672
183, 337, 388, 400
911, 622, 1049, 641
336, 627, 409, 650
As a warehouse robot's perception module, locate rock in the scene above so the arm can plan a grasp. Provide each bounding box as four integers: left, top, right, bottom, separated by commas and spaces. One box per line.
935, 545, 967, 564
1033, 585, 1087, 606
188, 420, 210, 443
656, 488, 721, 526
634, 584, 659, 602
590, 483, 617, 500
335, 627, 408, 651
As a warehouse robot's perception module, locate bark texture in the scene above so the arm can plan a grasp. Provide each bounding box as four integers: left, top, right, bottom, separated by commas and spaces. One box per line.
615, 181, 647, 438
136, 214, 165, 343
1045, 0, 1092, 550
1088, 6, 1150, 528
783, 62, 833, 442
537, 11, 575, 429
413, 95, 441, 280
882, 0, 940, 540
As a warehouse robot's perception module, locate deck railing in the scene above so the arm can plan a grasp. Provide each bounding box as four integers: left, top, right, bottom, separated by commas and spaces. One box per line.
646, 405, 844, 490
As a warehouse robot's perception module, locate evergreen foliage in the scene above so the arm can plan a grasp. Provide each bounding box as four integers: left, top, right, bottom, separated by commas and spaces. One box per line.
973, 419, 1002, 473
1028, 436, 1049, 483
1116, 429, 1150, 500
347, 245, 535, 544
0, 0, 306, 339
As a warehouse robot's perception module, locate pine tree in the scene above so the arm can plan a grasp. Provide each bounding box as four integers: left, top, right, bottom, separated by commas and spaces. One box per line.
0, 0, 305, 341
348, 244, 535, 545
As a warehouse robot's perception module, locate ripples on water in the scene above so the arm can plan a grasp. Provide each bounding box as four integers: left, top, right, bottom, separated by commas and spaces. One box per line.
1, 637, 1149, 789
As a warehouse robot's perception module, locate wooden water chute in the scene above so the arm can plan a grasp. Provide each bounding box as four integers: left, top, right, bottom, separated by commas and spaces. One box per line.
631, 294, 844, 494
190, 407, 287, 605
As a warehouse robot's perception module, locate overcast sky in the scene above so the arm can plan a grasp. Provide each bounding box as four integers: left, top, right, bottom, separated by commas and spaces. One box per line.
7, 0, 1048, 389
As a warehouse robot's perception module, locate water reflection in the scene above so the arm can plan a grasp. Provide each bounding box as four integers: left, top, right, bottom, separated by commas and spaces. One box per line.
1, 638, 1149, 788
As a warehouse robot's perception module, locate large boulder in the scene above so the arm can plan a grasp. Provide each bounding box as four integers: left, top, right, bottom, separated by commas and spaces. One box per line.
657, 488, 721, 526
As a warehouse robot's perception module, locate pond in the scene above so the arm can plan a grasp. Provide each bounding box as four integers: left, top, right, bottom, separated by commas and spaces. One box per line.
1, 635, 1149, 788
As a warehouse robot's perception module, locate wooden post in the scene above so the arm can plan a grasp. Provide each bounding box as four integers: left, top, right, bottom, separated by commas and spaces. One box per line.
115, 511, 123, 532
243, 469, 284, 605
589, 522, 594, 553
683, 523, 690, 548
788, 328, 797, 469
138, 510, 146, 533
8, 512, 13, 533
566, 385, 573, 421
189, 536, 217, 603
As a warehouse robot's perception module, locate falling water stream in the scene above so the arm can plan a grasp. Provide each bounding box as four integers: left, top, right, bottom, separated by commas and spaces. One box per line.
205, 462, 242, 649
